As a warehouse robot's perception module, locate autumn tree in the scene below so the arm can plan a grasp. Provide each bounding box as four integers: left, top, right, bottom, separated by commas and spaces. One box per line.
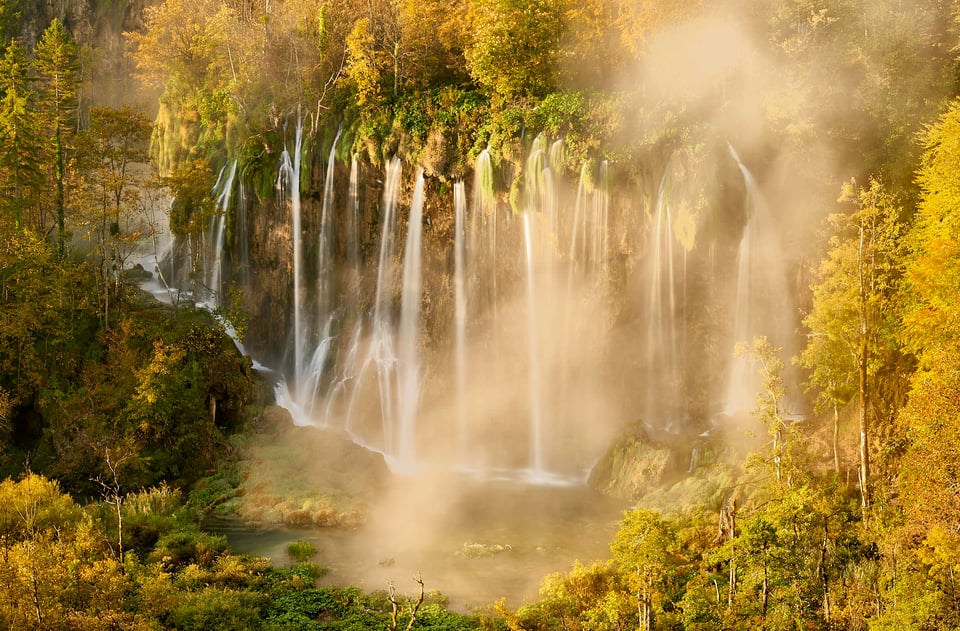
35, 18, 81, 257
343, 17, 384, 112
897, 97, 960, 531
506, 561, 634, 630
800, 178, 903, 508
611, 508, 674, 631
465, 0, 564, 98
0, 40, 41, 233
74, 106, 153, 330
740, 337, 794, 484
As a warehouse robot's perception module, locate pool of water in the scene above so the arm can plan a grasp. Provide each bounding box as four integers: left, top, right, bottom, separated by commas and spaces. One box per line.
209, 472, 629, 613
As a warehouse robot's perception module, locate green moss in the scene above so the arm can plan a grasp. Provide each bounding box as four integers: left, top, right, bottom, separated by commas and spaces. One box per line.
588, 432, 675, 500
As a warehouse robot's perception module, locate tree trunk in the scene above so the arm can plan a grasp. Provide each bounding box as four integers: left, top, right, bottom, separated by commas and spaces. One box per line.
821, 531, 831, 623
857, 220, 870, 508
55, 124, 65, 258
761, 562, 768, 619
833, 401, 840, 474
103, 267, 110, 330
858, 333, 869, 508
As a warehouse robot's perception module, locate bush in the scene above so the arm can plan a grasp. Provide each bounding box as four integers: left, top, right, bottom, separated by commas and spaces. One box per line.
149, 528, 228, 569
168, 587, 265, 631
286, 540, 317, 563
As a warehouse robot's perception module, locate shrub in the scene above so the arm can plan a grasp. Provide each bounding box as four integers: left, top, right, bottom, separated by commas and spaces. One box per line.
286, 540, 317, 563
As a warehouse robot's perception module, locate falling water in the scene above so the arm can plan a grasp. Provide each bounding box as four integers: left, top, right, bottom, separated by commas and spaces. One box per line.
362, 157, 403, 453
291, 128, 344, 417
568, 160, 609, 276
569, 162, 589, 271
206, 159, 236, 307
347, 154, 361, 291
470, 148, 496, 321
236, 179, 250, 287
277, 115, 305, 391
316, 127, 342, 328
723, 144, 795, 417
523, 212, 545, 475
306, 316, 336, 416
724, 205, 754, 416
396, 168, 425, 466
591, 161, 610, 278
203, 124, 808, 481
644, 173, 681, 428
453, 182, 469, 461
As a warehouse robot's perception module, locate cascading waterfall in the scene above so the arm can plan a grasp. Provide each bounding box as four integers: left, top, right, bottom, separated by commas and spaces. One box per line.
591, 161, 609, 279
470, 148, 496, 322
396, 168, 425, 467
236, 179, 250, 287
277, 115, 305, 393
205, 159, 236, 307
453, 181, 469, 462
523, 212, 545, 475
316, 127, 342, 320
319, 154, 364, 430
299, 128, 342, 418
724, 203, 753, 416
351, 157, 403, 452
723, 144, 796, 417
346, 154, 361, 293
644, 173, 682, 428
180, 122, 807, 484
568, 160, 609, 278
324, 154, 363, 430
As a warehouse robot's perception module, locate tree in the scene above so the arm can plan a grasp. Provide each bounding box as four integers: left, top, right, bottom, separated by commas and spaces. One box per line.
464, 0, 564, 98
0, 40, 41, 233
342, 17, 383, 111
74, 106, 152, 330
740, 337, 793, 484
35, 18, 81, 258
897, 97, 960, 531
799, 178, 903, 508
611, 508, 673, 631
0, 0, 22, 44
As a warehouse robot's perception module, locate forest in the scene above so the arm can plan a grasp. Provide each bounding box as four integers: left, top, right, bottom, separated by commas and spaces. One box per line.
1, 0, 960, 629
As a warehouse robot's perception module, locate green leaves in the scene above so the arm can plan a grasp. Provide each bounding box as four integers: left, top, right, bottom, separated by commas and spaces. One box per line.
0, 40, 41, 232
464, 0, 564, 99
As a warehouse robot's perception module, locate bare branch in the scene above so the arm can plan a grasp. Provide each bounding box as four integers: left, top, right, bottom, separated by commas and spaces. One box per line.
386, 573, 426, 631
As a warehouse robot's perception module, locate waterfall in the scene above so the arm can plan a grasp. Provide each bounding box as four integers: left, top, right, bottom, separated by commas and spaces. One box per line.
592, 160, 609, 279
278, 115, 305, 393
569, 162, 589, 271
568, 160, 609, 276
470, 148, 496, 322
211, 123, 812, 484
644, 172, 682, 429
396, 168, 425, 467
330, 154, 362, 432
205, 159, 236, 307
724, 195, 753, 416
453, 182, 469, 462
294, 128, 343, 419
523, 212, 545, 475
723, 145, 795, 417
366, 157, 402, 453
347, 154, 360, 293
316, 127, 342, 330
236, 179, 250, 287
